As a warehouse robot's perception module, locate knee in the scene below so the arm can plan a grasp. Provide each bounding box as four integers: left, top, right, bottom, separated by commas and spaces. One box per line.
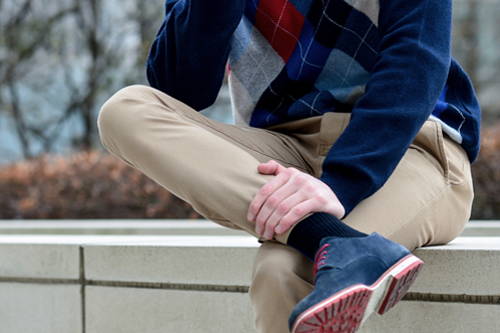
97, 85, 152, 136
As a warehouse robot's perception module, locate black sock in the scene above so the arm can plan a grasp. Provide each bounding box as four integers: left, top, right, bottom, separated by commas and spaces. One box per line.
286, 212, 368, 261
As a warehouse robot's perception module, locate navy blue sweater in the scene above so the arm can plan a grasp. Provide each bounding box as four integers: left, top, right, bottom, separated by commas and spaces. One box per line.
147, 0, 481, 217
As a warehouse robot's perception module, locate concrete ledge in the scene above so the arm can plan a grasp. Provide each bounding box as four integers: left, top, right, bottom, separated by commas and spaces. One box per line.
0, 219, 497, 236
1, 228, 499, 332
0, 219, 246, 235
1, 234, 498, 297
459, 221, 500, 237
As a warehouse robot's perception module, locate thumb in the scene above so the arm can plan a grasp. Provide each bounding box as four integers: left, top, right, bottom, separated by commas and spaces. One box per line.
258, 160, 285, 175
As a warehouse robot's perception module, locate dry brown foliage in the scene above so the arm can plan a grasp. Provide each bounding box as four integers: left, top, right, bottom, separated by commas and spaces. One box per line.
471, 124, 500, 219
0, 151, 202, 219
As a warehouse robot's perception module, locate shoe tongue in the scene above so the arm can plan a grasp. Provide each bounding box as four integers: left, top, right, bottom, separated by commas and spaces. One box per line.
318, 235, 343, 248
319, 232, 377, 248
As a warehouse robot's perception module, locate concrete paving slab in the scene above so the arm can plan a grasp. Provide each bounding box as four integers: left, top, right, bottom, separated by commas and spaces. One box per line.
410, 237, 500, 295
84, 240, 259, 286
85, 286, 254, 333
84, 286, 500, 333
0, 243, 80, 279
361, 301, 500, 333
0, 283, 81, 333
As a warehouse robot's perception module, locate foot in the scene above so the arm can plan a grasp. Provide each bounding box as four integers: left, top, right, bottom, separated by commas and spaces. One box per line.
288, 232, 424, 333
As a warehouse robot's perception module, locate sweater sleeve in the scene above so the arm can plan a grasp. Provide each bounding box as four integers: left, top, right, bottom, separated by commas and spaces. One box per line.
146, 0, 245, 111
318, 0, 452, 218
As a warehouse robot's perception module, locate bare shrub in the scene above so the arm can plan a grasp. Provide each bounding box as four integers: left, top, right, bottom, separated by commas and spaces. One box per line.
0, 151, 202, 219
471, 124, 500, 219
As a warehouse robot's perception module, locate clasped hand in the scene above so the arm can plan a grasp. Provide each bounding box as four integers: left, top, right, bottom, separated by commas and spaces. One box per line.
247, 160, 345, 240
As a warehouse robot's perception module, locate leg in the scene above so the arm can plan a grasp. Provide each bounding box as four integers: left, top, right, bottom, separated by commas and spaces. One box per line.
250, 114, 474, 333
250, 241, 314, 333
342, 119, 474, 251
97, 85, 318, 241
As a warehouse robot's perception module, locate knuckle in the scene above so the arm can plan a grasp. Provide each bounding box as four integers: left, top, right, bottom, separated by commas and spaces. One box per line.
292, 207, 303, 216
260, 185, 273, 196
266, 220, 276, 230
267, 196, 280, 207
277, 203, 289, 214
293, 174, 306, 185
316, 195, 328, 205
280, 218, 293, 228
304, 183, 316, 192
249, 203, 259, 214
278, 217, 290, 226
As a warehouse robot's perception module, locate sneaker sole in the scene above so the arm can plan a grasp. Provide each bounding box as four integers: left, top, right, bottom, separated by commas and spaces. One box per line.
291, 254, 424, 333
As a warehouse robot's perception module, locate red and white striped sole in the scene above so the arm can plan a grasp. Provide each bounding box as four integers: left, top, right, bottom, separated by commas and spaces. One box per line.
291, 254, 424, 333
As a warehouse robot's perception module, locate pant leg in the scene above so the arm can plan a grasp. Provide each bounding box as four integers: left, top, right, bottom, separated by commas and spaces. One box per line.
249, 241, 314, 333
96, 84, 320, 241
250, 112, 474, 333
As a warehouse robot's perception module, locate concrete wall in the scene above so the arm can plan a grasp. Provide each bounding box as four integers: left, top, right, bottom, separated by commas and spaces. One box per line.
0, 221, 499, 332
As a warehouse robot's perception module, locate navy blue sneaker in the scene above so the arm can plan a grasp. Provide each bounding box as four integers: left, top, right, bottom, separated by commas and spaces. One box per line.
289, 232, 424, 333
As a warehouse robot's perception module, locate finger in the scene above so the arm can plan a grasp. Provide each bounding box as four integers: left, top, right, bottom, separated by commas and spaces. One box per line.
257, 160, 278, 175
275, 198, 319, 235
253, 178, 294, 237
248, 168, 292, 224
262, 191, 307, 240
257, 170, 308, 238
258, 176, 305, 239
257, 171, 308, 233
258, 160, 286, 175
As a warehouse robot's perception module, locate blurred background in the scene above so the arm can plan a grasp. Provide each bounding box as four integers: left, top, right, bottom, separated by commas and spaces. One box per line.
0, 0, 498, 220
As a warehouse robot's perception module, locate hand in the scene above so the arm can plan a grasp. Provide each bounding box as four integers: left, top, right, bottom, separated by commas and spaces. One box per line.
247, 160, 345, 240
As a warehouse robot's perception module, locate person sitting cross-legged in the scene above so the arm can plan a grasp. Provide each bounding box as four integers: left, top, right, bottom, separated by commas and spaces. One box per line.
97, 0, 480, 332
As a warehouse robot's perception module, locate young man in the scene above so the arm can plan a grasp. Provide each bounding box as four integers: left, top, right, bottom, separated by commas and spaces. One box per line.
97, 0, 480, 332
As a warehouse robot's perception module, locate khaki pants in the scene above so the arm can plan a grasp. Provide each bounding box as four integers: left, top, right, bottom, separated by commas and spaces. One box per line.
97, 85, 474, 333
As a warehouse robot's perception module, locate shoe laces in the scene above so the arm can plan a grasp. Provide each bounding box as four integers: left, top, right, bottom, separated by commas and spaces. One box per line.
313, 242, 331, 278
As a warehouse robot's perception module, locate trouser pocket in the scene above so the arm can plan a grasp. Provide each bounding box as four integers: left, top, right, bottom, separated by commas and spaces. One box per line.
410, 120, 468, 186
315, 113, 469, 187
